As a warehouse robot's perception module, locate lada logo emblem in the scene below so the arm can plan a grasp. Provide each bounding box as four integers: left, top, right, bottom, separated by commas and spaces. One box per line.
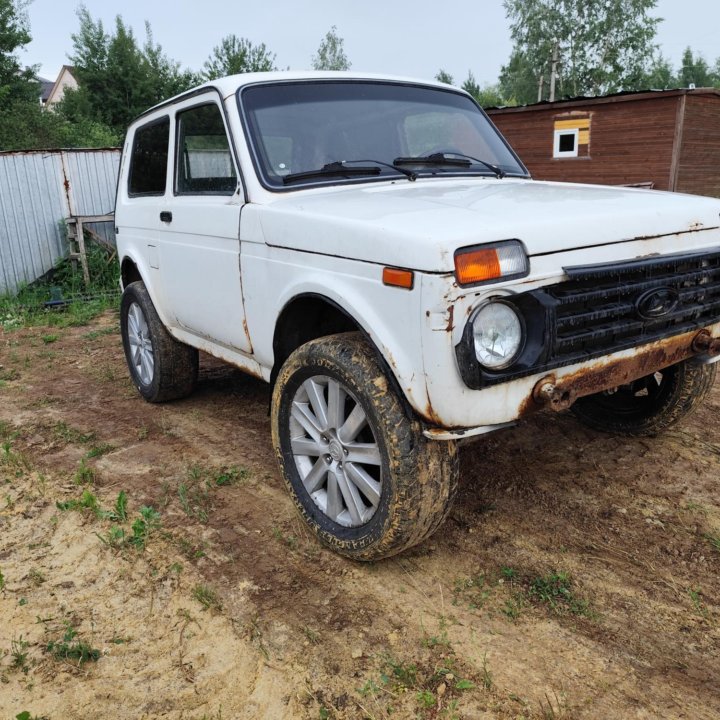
635, 287, 680, 319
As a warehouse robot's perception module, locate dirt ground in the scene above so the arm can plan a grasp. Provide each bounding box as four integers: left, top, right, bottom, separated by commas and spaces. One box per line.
1, 310, 719, 720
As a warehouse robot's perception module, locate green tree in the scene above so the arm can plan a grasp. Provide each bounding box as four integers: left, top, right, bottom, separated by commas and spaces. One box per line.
501, 0, 661, 103
638, 52, 676, 89
312, 25, 351, 71
203, 35, 276, 79
435, 69, 454, 85
678, 46, 714, 88
63, 7, 197, 133
0, 0, 38, 104
459, 71, 505, 108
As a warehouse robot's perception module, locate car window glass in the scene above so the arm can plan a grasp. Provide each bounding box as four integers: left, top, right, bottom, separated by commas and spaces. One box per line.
128, 117, 170, 196
176, 103, 237, 195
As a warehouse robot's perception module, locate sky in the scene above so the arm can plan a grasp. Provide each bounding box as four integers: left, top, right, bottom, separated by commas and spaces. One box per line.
20, 0, 720, 86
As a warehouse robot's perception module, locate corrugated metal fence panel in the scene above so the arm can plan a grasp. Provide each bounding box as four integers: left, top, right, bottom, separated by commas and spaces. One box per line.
64, 150, 120, 215
0, 149, 120, 296
0, 152, 67, 296
64, 150, 120, 247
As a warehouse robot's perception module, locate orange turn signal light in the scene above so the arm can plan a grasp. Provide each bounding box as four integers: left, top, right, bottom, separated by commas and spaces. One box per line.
382, 266, 414, 290
454, 241, 528, 286
454, 248, 502, 285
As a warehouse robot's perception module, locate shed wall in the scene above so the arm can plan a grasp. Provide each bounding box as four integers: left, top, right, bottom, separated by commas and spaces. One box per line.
0, 149, 120, 296
676, 95, 720, 198
489, 96, 679, 189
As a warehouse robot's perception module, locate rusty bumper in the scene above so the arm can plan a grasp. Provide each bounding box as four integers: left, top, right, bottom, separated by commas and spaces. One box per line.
529, 328, 720, 413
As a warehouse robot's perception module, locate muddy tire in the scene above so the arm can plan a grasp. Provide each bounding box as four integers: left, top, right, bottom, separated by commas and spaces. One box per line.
120, 281, 198, 403
570, 359, 716, 436
271, 332, 458, 561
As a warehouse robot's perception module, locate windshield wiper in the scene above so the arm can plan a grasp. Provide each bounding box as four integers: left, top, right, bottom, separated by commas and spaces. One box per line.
393, 152, 506, 179
283, 161, 382, 185
282, 159, 416, 185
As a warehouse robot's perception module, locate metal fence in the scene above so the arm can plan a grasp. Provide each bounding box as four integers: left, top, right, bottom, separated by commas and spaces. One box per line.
0, 148, 120, 296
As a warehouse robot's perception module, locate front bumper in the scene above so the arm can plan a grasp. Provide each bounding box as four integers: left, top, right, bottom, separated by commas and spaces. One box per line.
423, 323, 720, 440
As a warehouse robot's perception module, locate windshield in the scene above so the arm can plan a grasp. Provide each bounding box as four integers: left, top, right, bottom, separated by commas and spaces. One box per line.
239, 80, 528, 189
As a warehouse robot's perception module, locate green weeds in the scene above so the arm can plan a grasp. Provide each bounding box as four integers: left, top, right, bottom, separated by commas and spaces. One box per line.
358, 654, 477, 716
706, 533, 720, 553
529, 572, 590, 616
73, 458, 96, 484
688, 587, 709, 619
11, 636, 30, 673
0, 246, 119, 331
53, 421, 95, 445
57, 489, 159, 551
193, 584, 222, 611
46, 621, 100, 664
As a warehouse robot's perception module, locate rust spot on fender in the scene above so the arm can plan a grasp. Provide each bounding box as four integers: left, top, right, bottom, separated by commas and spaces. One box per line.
445, 305, 455, 333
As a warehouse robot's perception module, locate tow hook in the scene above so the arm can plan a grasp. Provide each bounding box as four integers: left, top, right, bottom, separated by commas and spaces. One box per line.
532, 376, 576, 412
691, 330, 720, 355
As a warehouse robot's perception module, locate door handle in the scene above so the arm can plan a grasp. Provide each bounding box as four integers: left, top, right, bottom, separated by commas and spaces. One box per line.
160, 211, 172, 223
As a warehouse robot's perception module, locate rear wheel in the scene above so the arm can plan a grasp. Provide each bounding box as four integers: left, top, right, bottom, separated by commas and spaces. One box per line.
571, 359, 716, 436
120, 281, 198, 402
271, 333, 458, 560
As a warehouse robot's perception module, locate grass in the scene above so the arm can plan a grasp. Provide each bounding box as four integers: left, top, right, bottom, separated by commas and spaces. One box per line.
706, 533, 720, 553
85, 443, 114, 459
74, 458, 96, 484
193, 584, 222, 611
11, 636, 31, 673
46, 622, 100, 664
688, 587, 709, 619
53, 421, 96, 445
528, 571, 591, 617
0, 245, 119, 331
356, 654, 479, 717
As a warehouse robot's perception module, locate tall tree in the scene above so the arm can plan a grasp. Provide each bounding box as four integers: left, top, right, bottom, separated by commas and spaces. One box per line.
64, 7, 197, 132
435, 69, 454, 85
203, 35, 276, 79
312, 26, 351, 71
0, 0, 38, 104
501, 0, 661, 104
678, 47, 713, 88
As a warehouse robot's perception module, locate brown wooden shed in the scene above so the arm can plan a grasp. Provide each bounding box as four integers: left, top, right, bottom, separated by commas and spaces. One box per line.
487, 88, 720, 198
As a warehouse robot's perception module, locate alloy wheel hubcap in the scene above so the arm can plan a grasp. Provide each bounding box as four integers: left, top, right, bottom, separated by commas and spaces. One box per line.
289, 375, 382, 528
127, 302, 154, 386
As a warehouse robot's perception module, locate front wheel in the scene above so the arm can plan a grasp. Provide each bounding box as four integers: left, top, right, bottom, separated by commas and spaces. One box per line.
120, 281, 198, 402
271, 333, 458, 560
570, 359, 717, 436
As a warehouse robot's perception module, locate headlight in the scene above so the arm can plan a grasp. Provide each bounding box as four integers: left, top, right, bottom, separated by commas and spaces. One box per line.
471, 301, 524, 369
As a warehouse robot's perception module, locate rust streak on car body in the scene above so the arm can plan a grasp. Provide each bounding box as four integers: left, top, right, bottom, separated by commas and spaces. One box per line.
522, 328, 720, 416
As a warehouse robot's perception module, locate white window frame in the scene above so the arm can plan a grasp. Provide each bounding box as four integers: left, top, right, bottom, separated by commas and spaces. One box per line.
553, 128, 579, 158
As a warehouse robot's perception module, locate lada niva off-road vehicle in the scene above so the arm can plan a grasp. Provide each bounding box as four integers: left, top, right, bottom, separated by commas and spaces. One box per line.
115, 72, 720, 559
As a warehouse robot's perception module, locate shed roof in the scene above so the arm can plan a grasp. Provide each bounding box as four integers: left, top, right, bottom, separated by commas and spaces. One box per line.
487, 87, 720, 115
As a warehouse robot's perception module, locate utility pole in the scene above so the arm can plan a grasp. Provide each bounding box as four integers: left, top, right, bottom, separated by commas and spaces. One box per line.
549, 43, 559, 102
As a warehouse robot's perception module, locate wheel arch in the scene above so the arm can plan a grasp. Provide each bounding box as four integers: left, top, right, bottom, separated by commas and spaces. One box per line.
271, 293, 416, 420
120, 256, 143, 290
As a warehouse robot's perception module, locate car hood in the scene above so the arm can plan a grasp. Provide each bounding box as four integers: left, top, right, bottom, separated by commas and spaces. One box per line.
257, 178, 720, 272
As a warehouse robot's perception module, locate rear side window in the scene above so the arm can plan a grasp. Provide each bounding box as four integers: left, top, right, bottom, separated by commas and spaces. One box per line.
128, 118, 170, 196
176, 104, 237, 195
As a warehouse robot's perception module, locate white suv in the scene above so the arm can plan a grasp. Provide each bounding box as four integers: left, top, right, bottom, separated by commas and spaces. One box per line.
115, 72, 720, 559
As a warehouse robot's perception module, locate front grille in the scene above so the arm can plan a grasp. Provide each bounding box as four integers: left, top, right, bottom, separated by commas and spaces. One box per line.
548, 248, 720, 365
455, 248, 720, 389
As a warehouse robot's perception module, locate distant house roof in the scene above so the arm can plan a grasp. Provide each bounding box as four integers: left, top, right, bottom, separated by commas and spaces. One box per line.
46, 65, 78, 107
39, 77, 54, 104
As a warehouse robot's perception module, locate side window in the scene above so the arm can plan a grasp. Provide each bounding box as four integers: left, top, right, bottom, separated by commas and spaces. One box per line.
128, 117, 170, 196
176, 104, 237, 194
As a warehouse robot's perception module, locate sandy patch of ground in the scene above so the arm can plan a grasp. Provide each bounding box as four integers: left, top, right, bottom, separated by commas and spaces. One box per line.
1, 311, 718, 719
